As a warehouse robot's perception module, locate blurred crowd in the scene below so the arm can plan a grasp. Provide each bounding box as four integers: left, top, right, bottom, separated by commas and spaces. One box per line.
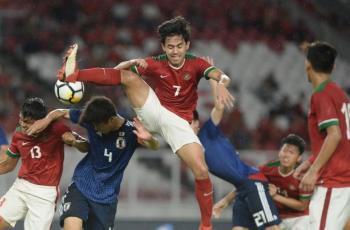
0, 0, 324, 149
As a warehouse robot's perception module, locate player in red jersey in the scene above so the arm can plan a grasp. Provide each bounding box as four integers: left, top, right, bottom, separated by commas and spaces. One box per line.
260, 134, 312, 230
294, 41, 350, 229
0, 98, 88, 230
52, 16, 234, 230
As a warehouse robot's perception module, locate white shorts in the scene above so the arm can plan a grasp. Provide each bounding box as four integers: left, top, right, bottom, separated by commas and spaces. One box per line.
133, 88, 201, 153
0, 178, 57, 230
280, 215, 310, 230
309, 186, 350, 230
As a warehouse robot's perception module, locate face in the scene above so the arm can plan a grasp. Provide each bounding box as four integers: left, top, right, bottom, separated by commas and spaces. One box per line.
93, 118, 114, 134
278, 143, 301, 168
304, 59, 312, 83
161, 35, 190, 67
191, 119, 200, 135
19, 114, 35, 133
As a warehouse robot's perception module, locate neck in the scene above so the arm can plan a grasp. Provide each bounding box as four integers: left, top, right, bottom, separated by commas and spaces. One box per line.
112, 115, 125, 131
279, 166, 294, 175
168, 59, 185, 69
311, 73, 330, 90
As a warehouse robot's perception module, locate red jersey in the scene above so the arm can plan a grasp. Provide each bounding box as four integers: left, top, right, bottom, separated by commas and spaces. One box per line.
308, 81, 350, 187
260, 161, 312, 219
6, 121, 70, 186
132, 54, 216, 122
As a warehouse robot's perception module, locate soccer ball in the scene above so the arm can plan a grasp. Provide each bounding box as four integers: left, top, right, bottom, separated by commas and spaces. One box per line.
54, 80, 84, 104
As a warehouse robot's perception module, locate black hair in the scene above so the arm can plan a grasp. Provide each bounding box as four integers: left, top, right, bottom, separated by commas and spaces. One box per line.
281, 134, 306, 155
79, 96, 117, 124
157, 16, 191, 44
21, 97, 47, 120
306, 41, 337, 74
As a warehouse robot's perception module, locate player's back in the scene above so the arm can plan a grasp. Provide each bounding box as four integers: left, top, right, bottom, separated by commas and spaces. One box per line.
199, 118, 261, 186
309, 81, 350, 187
8, 121, 69, 186
132, 53, 214, 122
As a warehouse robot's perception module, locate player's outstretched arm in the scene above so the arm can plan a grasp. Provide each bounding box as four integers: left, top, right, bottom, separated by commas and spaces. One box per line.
133, 118, 159, 150
114, 59, 147, 70
62, 132, 89, 153
0, 152, 19, 174
27, 109, 70, 136
213, 190, 236, 218
209, 80, 225, 126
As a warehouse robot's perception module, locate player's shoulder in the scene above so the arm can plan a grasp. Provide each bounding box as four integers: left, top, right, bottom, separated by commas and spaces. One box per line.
260, 160, 280, 171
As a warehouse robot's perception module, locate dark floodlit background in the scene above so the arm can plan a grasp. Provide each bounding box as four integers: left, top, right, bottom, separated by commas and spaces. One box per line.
0, 0, 349, 229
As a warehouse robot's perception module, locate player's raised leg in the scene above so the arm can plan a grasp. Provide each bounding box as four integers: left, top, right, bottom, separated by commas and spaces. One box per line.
57, 44, 150, 108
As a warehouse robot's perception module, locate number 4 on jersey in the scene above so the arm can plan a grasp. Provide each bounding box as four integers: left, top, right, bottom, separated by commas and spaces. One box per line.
104, 148, 113, 162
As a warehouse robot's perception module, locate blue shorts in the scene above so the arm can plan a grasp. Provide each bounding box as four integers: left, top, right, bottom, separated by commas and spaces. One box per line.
59, 183, 117, 230
232, 180, 281, 229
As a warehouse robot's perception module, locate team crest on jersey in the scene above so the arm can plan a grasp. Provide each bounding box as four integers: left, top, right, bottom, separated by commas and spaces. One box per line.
116, 137, 126, 149
183, 73, 191, 80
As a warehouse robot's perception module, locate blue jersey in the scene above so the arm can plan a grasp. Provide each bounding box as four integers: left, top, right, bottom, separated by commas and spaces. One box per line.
0, 127, 8, 145
198, 118, 259, 186
69, 109, 138, 204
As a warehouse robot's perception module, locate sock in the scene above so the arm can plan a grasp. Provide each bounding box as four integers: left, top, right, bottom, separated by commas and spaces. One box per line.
195, 178, 213, 227
74, 68, 121, 85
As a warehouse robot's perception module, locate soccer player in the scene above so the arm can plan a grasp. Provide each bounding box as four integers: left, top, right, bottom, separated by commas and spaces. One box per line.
294, 41, 350, 229
28, 96, 159, 230
0, 97, 86, 230
191, 81, 281, 230
51, 16, 234, 230
260, 134, 312, 230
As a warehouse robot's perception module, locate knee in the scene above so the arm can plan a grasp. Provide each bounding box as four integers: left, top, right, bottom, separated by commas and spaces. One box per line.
192, 162, 209, 179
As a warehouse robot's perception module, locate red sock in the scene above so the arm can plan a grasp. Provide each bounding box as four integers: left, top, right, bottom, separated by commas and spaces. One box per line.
195, 178, 213, 227
75, 68, 121, 85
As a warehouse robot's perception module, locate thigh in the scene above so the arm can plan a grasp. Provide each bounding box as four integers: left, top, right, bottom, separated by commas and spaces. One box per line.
160, 107, 201, 153
281, 216, 310, 230
232, 196, 257, 230
59, 183, 89, 228
84, 200, 117, 230
323, 187, 350, 229
133, 88, 162, 133
0, 187, 27, 228
24, 193, 56, 230
243, 181, 281, 229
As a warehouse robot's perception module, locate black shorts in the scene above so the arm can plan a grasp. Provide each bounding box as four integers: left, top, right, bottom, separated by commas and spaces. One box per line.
59, 183, 117, 230
232, 180, 281, 229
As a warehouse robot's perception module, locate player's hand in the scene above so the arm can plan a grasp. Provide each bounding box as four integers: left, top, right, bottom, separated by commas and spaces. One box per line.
299, 168, 318, 192
62, 132, 76, 146
268, 184, 278, 197
131, 59, 148, 69
217, 84, 235, 110
212, 200, 227, 219
27, 118, 51, 136
294, 160, 311, 180
133, 117, 152, 141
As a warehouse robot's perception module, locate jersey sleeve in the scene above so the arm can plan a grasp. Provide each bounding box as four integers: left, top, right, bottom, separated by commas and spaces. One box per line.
69, 109, 82, 124
7, 134, 20, 159
0, 127, 8, 145
131, 57, 153, 76
299, 188, 313, 201
200, 118, 221, 139
312, 93, 339, 131
195, 58, 217, 80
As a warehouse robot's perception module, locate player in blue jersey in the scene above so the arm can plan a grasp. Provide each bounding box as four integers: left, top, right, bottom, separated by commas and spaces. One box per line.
191, 81, 281, 230
27, 96, 159, 230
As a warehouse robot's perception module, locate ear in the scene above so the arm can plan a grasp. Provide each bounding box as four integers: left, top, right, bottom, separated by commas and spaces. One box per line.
161, 43, 166, 52
297, 155, 302, 163
185, 41, 190, 50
